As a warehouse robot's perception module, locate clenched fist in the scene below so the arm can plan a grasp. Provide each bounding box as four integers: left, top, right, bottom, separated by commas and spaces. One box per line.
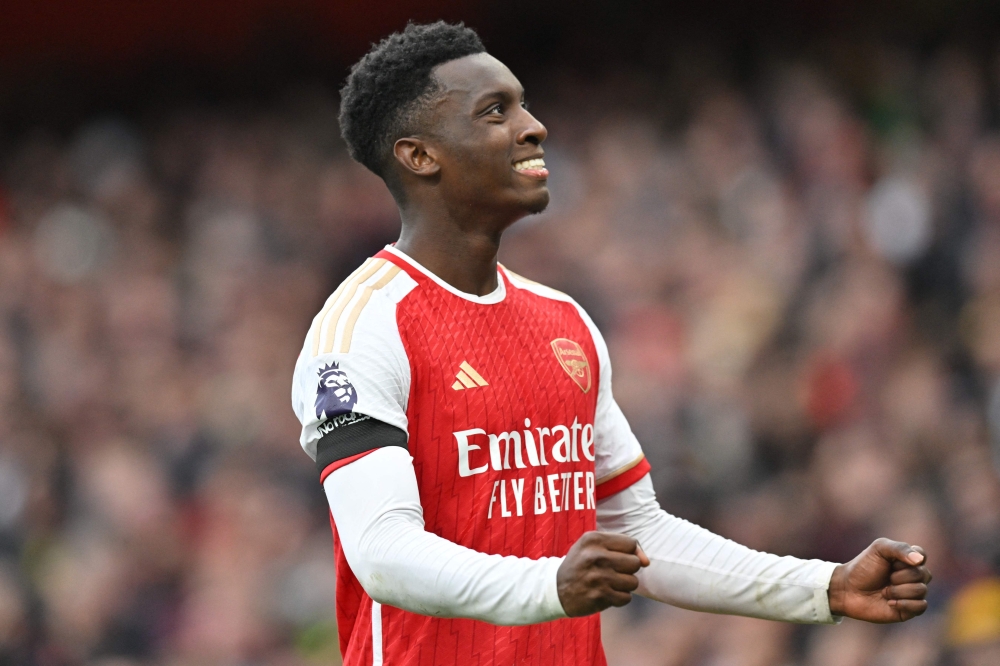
828, 538, 933, 623
556, 531, 650, 617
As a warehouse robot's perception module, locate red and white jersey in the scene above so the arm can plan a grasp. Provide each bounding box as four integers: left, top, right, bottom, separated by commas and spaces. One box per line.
292, 245, 650, 665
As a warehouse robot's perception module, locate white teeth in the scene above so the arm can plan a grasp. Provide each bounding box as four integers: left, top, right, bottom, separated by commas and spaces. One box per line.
514, 158, 546, 171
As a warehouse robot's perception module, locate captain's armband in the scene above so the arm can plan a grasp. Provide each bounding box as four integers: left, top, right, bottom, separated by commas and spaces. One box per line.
317, 415, 408, 481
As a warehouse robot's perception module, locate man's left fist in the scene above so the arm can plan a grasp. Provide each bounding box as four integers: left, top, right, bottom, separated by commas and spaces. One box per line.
828, 538, 933, 623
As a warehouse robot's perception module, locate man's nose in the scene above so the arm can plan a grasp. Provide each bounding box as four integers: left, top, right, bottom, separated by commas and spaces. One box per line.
517, 111, 548, 146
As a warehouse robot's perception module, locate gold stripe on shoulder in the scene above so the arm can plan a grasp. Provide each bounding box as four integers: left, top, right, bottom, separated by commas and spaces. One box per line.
501, 266, 568, 298
310, 258, 374, 357
318, 258, 385, 355
338, 265, 402, 353
595, 454, 646, 486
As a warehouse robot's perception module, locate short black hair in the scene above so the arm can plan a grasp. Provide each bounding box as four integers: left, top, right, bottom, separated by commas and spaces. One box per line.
339, 22, 486, 178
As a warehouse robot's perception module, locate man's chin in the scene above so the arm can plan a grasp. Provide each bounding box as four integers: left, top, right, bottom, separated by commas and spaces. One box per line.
523, 190, 550, 215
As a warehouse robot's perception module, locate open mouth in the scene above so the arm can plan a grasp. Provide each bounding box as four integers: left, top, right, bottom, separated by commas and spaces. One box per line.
513, 158, 548, 178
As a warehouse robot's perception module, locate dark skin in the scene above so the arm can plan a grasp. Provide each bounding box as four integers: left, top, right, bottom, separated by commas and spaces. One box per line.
387, 52, 932, 621
392, 53, 548, 296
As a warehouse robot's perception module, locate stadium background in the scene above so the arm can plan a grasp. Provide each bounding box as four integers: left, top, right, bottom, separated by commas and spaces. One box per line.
2, 0, 1000, 663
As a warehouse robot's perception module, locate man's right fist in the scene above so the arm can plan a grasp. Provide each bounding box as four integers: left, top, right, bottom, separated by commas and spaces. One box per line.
556, 531, 650, 617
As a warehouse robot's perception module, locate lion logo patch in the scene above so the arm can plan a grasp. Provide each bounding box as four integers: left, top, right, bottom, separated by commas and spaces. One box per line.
315, 362, 358, 420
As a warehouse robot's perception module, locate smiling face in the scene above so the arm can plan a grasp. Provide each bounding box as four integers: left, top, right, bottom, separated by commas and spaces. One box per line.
397, 53, 550, 222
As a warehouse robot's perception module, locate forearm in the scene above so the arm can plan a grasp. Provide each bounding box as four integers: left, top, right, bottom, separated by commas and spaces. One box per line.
597, 475, 839, 624
325, 447, 567, 625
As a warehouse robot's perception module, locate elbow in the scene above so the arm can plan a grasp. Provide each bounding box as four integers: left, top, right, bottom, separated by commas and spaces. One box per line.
347, 514, 429, 608
355, 560, 454, 619
349, 548, 400, 606
357, 568, 396, 606
351, 542, 419, 609
348, 552, 403, 606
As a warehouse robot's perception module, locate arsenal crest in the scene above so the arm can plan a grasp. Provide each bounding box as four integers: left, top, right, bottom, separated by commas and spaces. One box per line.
550, 338, 592, 393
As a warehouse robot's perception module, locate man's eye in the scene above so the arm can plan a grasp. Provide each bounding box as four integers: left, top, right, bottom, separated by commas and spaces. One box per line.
521, 100, 529, 110
489, 104, 503, 115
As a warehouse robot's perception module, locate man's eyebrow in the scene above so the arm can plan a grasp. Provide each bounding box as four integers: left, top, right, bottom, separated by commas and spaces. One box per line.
473, 86, 524, 107
473, 90, 509, 105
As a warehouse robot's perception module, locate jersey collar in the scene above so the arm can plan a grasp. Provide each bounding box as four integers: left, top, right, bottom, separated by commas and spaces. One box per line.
381, 245, 507, 304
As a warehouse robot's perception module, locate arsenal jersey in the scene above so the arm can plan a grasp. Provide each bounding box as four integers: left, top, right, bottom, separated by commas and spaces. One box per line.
292, 245, 650, 665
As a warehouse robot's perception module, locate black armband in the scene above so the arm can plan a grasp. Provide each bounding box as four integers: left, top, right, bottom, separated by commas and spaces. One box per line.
316, 413, 408, 476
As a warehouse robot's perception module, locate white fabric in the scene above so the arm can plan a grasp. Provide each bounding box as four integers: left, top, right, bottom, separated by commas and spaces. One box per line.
304, 259, 840, 626
324, 446, 567, 625
598, 475, 840, 624
385, 245, 507, 304
371, 602, 383, 666
326, 448, 840, 626
501, 268, 645, 481
292, 256, 644, 474
291, 261, 416, 462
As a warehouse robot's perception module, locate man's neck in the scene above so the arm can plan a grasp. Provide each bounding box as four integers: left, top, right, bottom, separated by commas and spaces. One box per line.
395, 206, 512, 297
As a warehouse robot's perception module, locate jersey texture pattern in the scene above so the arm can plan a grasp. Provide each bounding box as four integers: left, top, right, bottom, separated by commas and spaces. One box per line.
292, 246, 650, 665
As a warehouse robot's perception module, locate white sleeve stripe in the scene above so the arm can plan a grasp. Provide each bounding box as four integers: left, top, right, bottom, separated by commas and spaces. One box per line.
371, 601, 383, 665
311, 257, 380, 356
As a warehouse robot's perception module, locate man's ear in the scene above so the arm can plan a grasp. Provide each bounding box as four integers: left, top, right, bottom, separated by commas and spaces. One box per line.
393, 137, 441, 177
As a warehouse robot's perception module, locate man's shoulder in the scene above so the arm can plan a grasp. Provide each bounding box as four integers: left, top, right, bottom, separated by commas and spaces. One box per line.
501, 266, 577, 305
502, 266, 602, 327
305, 256, 417, 359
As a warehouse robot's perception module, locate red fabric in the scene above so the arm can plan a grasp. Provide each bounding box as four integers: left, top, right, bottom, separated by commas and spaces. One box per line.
319, 449, 377, 484
335, 251, 609, 666
595, 457, 651, 500
330, 514, 367, 659
375, 247, 418, 278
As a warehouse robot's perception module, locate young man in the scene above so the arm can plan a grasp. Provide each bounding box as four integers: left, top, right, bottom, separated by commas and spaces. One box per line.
291, 22, 932, 666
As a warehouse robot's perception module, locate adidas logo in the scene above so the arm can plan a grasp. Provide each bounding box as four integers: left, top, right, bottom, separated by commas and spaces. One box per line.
452, 361, 489, 391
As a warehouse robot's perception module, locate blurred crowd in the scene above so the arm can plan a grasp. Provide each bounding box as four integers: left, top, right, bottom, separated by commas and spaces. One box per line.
2, 42, 1000, 666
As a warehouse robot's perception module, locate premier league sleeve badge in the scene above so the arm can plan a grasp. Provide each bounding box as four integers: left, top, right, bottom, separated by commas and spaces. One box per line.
315, 362, 359, 420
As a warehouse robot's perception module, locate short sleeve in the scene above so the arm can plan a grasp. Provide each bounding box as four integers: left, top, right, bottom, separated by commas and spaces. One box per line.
575, 307, 651, 500
291, 262, 416, 467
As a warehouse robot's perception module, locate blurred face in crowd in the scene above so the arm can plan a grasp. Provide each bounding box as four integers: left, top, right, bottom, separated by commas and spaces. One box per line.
394, 53, 551, 224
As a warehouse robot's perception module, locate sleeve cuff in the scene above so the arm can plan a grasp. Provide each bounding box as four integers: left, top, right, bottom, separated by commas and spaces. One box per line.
543, 557, 569, 620
812, 560, 844, 625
